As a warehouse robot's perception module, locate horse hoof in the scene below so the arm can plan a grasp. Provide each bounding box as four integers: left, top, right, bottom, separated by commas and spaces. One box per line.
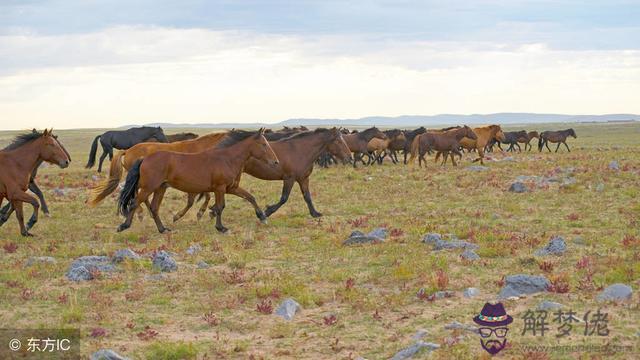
160, 228, 172, 234
21, 231, 34, 237
216, 226, 229, 234
311, 212, 323, 218
260, 218, 268, 225
116, 224, 128, 232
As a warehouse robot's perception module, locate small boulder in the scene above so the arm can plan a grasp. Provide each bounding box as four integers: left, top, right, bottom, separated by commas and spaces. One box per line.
275, 298, 301, 321
368, 227, 388, 240
444, 321, 479, 334
423, 233, 478, 251
196, 260, 210, 269
534, 236, 567, 256
112, 249, 140, 263
186, 244, 202, 255
466, 165, 489, 171
434, 290, 455, 299
608, 161, 620, 171
90, 349, 130, 360
508, 182, 528, 193
412, 329, 428, 340
596, 284, 632, 302
25, 256, 57, 267
463, 287, 480, 298
498, 274, 551, 299
343, 228, 386, 245
66, 256, 116, 281
391, 341, 440, 360
461, 249, 480, 261
152, 251, 177, 272
537, 300, 563, 311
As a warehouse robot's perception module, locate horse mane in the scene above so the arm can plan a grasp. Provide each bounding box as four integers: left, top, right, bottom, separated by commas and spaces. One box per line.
3, 130, 45, 151
440, 126, 461, 131
215, 130, 259, 148
278, 128, 332, 141
384, 129, 403, 137
357, 127, 380, 139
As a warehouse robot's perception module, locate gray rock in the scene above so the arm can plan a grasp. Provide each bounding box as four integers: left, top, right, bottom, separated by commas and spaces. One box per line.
608, 161, 620, 171
391, 341, 440, 360
186, 244, 202, 255
343, 228, 386, 245
349, 230, 365, 237
25, 256, 57, 267
367, 227, 388, 240
498, 274, 550, 299
152, 251, 177, 272
572, 236, 586, 245
508, 182, 528, 193
560, 177, 577, 188
66, 256, 117, 281
412, 329, 428, 340
444, 321, 479, 334
423, 233, 478, 251
434, 290, 455, 299
534, 236, 567, 256
466, 165, 489, 172
275, 298, 301, 321
537, 300, 564, 311
596, 284, 633, 302
90, 349, 130, 360
461, 249, 480, 261
196, 260, 210, 269
463, 288, 480, 298
112, 249, 140, 263
422, 233, 442, 245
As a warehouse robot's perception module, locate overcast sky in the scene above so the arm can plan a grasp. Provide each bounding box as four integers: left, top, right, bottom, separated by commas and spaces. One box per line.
1, 0, 639, 129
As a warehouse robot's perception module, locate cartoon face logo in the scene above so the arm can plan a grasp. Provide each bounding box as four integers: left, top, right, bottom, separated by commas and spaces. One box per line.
473, 302, 513, 355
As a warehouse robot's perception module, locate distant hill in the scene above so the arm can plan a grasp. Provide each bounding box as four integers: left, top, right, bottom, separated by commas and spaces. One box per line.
123, 113, 639, 129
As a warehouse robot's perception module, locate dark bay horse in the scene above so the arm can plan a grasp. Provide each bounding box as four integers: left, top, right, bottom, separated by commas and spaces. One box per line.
367, 129, 406, 165
86, 126, 168, 172
0, 130, 71, 224
402, 127, 427, 164
172, 128, 352, 222
343, 127, 387, 167
117, 129, 279, 234
409, 126, 477, 167
538, 129, 577, 152
519, 131, 539, 151
501, 131, 528, 152
166, 132, 198, 142
0, 129, 71, 236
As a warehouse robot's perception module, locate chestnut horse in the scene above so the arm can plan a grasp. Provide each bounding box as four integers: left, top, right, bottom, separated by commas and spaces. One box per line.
0, 129, 71, 236
538, 129, 576, 152
117, 129, 279, 234
366, 129, 406, 165
402, 127, 427, 164
459, 125, 506, 164
87, 132, 228, 207
409, 126, 477, 167
343, 127, 387, 167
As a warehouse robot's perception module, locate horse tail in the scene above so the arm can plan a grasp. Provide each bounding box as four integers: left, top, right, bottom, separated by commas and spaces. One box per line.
118, 159, 143, 217
537, 133, 544, 151
87, 151, 125, 206
408, 135, 420, 166
85, 135, 101, 168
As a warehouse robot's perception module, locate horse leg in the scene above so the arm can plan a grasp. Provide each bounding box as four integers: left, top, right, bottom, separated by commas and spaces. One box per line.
211, 190, 228, 233
28, 181, 49, 216
298, 177, 322, 218
545, 140, 552, 152
117, 187, 152, 232
555, 142, 561, 152
197, 193, 211, 220
227, 186, 267, 223
10, 190, 39, 235
516, 143, 522, 152
0, 201, 12, 227
173, 193, 197, 222
265, 178, 294, 217
148, 185, 170, 233
564, 141, 571, 152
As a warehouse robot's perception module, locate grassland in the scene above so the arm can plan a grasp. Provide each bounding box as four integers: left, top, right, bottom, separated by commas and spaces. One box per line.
0, 122, 639, 359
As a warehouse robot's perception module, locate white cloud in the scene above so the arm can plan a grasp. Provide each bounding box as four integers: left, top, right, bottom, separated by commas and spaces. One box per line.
1, 26, 639, 129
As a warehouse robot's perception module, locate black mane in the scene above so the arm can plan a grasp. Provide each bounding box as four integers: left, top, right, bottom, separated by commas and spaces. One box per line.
216, 130, 259, 148
278, 128, 331, 141
3, 130, 45, 151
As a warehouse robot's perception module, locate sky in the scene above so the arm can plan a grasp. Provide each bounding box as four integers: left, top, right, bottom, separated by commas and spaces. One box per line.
1, 0, 640, 130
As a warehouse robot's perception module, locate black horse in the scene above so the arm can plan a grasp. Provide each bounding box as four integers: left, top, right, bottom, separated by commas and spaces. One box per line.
86, 126, 168, 172
402, 127, 427, 164
0, 130, 72, 226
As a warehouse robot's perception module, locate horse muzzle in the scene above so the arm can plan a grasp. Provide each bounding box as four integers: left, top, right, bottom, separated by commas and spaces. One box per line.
58, 160, 70, 168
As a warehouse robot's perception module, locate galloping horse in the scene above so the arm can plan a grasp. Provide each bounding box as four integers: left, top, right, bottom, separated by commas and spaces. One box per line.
459, 125, 506, 164
409, 126, 477, 167
166, 132, 199, 142
538, 129, 577, 152
172, 128, 352, 221
87, 132, 228, 207
86, 126, 168, 172
366, 129, 405, 165
0, 130, 71, 236
0, 129, 71, 224
343, 127, 387, 167
117, 129, 279, 234
402, 127, 427, 164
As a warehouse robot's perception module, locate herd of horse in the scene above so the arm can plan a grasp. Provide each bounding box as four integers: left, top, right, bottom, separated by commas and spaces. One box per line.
0, 125, 577, 236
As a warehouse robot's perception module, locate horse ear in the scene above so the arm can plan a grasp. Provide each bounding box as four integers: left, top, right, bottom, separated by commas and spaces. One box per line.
43, 129, 49, 136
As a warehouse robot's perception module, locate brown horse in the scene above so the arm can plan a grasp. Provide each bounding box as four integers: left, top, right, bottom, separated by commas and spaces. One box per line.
173, 128, 352, 221
343, 127, 387, 167
166, 132, 199, 142
538, 129, 576, 152
0, 129, 71, 236
367, 129, 406, 165
409, 126, 477, 167
515, 131, 539, 151
459, 125, 506, 164
87, 132, 228, 207
117, 129, 279, 234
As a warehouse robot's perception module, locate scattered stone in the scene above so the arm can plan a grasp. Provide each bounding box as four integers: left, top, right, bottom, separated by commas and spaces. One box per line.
444, 321, 479, 334
275, 298, 301, 321
466, 165, 489, 171
498, 274, 551, 299
422, 233, 478, 251
112, 249, 140, 263
560, 177, 577, 188
152, 251, 177, 272
463, 288, 480, 298
90, 349, 130, 360
343, 228, 387, 245
434, 290, 455, 299
596, 284, 633, 302
368, 227, 388, 240
412, 329, 428, 340
91, 175, 100, 182
537, 300, 563, 311
461, 249, 480, 261
196, 260, 210, 269
186, 244, 202, 255
391, 341, 440, 360
66, 256, 117, 281
53, 188, 67, 196
25, 256, 57, 267
508, 182, 528, 193
608, 161, 620, 171
534, 236, 567, 256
